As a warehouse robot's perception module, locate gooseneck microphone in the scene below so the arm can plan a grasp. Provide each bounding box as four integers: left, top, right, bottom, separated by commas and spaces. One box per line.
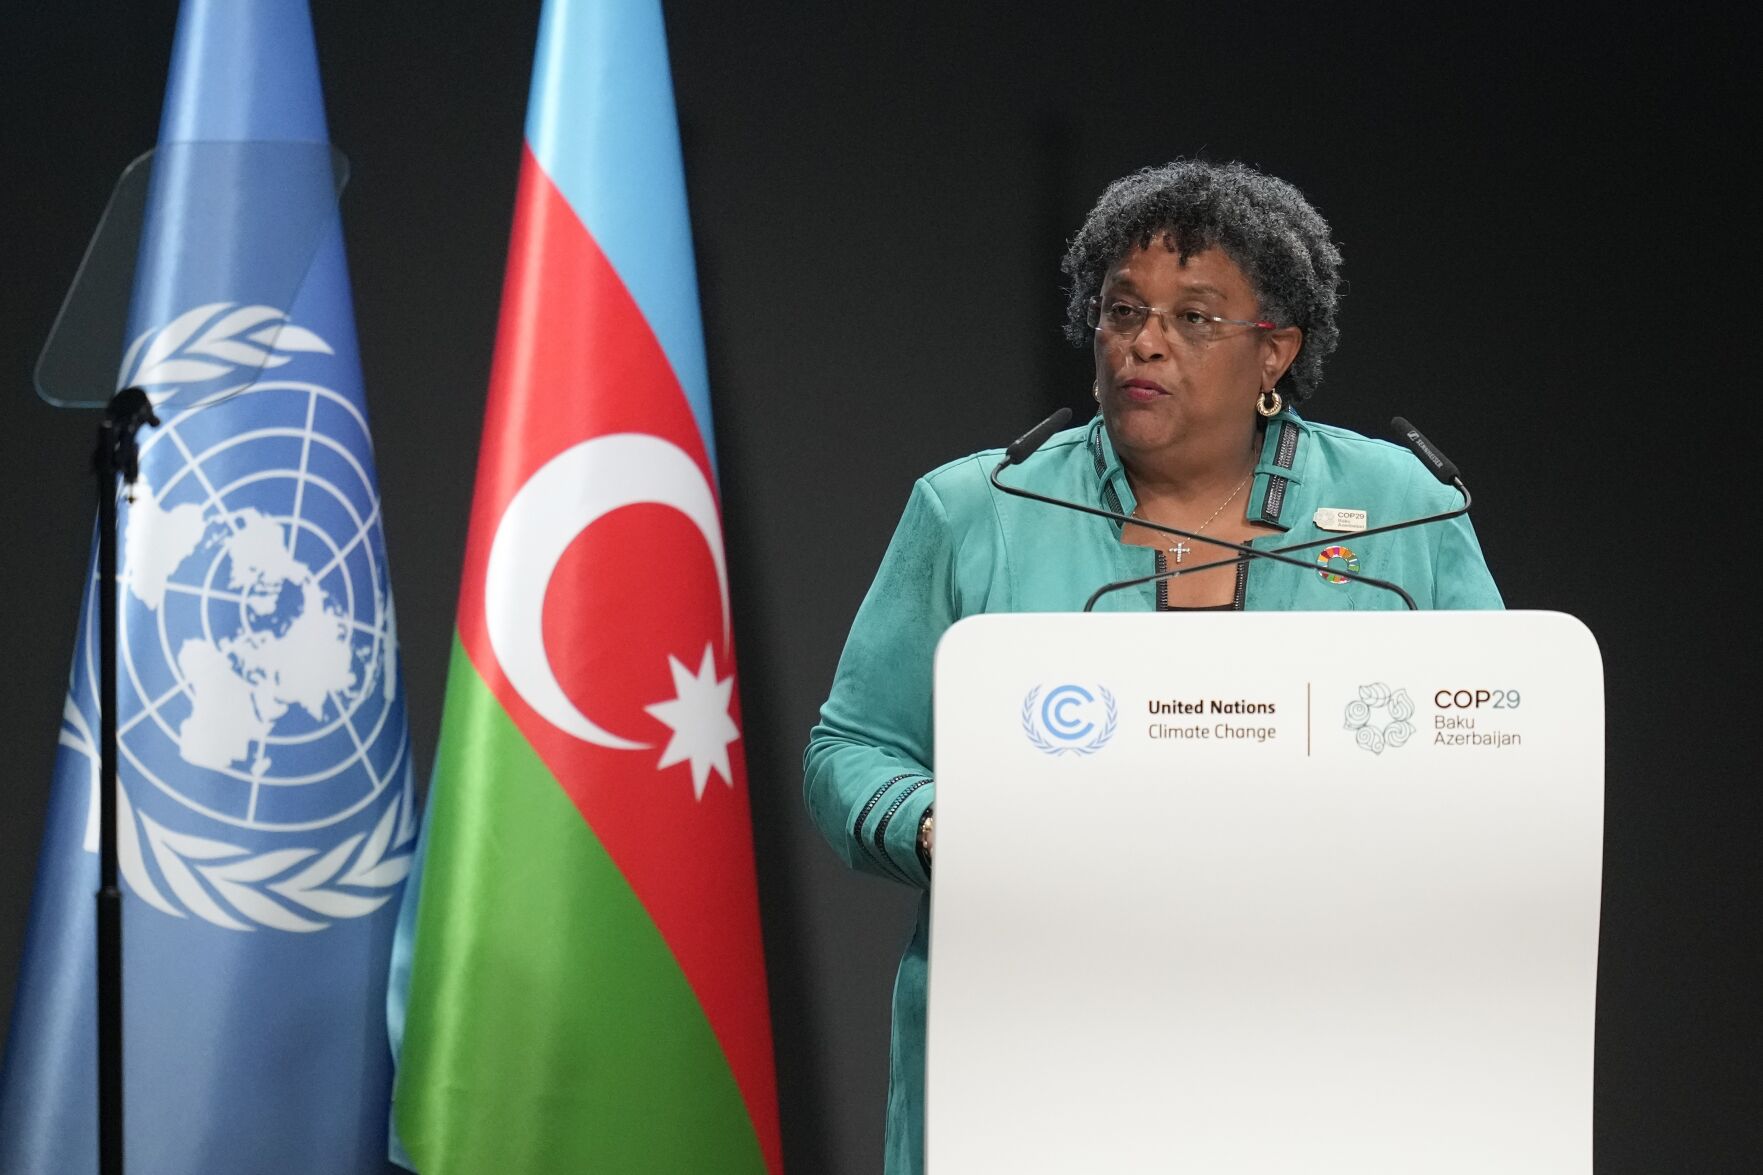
989, 408, 1419, 610
1074, 415, 1473, 611
1392, 416, 1461, 485
1005, 407, 1074, 464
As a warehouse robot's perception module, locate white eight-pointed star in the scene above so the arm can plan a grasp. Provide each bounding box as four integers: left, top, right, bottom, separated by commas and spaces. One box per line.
643, 644, 740, 799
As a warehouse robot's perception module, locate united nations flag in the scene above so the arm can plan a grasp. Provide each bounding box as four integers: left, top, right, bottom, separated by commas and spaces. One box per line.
0, 3, 414, 1172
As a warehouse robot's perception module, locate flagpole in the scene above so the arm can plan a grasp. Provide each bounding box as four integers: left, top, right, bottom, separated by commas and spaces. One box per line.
91, 384, 156, 1175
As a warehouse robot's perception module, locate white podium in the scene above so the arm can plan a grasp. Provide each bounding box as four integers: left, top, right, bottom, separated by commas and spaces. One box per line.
926, 610, 1603, 1174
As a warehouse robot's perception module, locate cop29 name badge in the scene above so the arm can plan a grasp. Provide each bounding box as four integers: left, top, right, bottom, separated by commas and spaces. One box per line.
1021, 683, 1117, 757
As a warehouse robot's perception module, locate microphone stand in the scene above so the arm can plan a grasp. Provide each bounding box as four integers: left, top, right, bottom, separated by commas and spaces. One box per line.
992, 407, 1485, 613
1081, 480, 1472, 611
91, 384, 156, 1175
988, 457, 1418, 610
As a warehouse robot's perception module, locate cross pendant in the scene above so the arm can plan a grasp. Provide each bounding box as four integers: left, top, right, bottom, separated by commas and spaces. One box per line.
1168, 540, 1190, 563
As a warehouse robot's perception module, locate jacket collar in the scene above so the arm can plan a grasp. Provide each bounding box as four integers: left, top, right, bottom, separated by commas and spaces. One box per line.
1087, 408, 1307, 533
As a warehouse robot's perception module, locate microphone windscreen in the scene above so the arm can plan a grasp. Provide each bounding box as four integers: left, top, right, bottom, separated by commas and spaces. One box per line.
1005, 406, 1073, 465
1390, 416, 1461, 484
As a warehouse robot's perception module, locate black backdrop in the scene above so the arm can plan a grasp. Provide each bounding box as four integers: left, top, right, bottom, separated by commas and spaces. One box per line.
1, 3, 1754, 1172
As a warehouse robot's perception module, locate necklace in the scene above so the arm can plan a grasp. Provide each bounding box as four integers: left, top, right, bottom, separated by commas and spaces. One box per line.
1133, 470, 1251, 564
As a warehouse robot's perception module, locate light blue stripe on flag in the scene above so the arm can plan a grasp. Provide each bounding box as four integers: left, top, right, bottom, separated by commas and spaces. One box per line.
524, 0, 718, 470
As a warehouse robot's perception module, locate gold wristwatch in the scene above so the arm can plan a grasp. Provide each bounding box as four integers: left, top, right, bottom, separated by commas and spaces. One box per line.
916, 806, 934, 871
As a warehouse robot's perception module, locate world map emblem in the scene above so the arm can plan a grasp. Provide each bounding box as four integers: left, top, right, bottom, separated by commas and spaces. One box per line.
61, 303, 414, 932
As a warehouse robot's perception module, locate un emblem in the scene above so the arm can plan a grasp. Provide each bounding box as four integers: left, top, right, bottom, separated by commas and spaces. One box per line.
59, 303, 414, 932
1021, 683, 1117, 756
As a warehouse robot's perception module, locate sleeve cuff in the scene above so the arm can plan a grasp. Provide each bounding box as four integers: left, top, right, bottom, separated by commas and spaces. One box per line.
855, 775, 936, 888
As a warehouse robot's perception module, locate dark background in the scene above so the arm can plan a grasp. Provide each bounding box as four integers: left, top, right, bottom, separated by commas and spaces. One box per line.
2, 3, 1754, 1172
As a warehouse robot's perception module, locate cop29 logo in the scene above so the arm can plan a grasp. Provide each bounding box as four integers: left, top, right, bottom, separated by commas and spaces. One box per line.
1343, 681, 1416, 755
1021, 683, 1117, 756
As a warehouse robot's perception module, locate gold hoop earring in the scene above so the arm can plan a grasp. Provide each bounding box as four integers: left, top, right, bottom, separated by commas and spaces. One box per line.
1256, 388, 1282, 418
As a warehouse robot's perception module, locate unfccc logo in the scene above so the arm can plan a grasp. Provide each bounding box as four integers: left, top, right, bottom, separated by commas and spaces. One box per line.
1021, 683, 1117, 756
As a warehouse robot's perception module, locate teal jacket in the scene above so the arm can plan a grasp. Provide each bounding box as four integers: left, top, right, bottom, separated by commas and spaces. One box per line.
803, 409, 1503, 1174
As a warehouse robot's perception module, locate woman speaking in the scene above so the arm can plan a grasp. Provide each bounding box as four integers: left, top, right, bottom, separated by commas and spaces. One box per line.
803, 157, 1503, 1174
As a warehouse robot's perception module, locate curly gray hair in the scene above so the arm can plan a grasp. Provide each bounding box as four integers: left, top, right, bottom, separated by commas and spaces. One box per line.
1060, 159, 1343, 402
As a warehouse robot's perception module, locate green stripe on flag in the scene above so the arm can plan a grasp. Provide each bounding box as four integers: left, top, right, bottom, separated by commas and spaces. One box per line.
393, 639, 765, 1174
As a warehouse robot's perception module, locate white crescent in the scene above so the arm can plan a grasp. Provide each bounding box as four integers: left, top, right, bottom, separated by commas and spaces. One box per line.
483, 433, 731, 749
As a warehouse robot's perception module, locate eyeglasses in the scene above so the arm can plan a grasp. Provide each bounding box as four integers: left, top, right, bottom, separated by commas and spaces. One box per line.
1086, 296, 1276, 345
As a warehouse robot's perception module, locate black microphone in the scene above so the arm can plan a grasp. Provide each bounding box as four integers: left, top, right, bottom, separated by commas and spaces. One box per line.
1077, 416, 1473, 611
1005, 405, 1072, 464
990, 409, 1418, 610
1391, 415, 1461, 485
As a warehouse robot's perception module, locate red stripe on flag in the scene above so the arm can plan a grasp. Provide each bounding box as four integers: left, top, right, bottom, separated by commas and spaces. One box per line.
454, 145, 781, 1171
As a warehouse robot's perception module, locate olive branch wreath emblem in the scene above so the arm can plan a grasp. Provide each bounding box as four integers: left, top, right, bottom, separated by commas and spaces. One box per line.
120, 301, 333, 401
58, 302, 416, 931
1020, 684, 1118, 756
